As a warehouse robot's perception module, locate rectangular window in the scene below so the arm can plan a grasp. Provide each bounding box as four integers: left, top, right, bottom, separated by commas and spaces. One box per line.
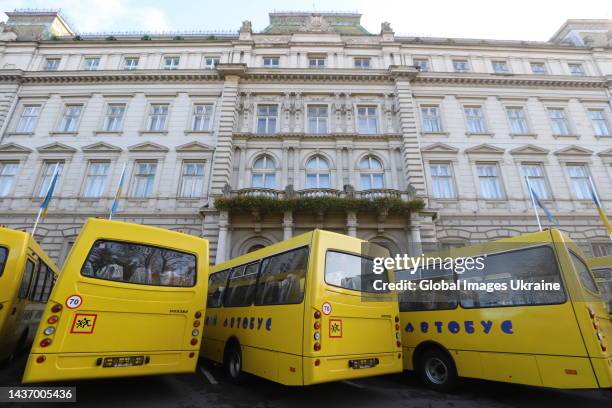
179, 161, 205, 198
0, 246, 6, 277
522, 163, 549, 199
547, 108, 570, 135
0, 162, 18, 197
104, 104, 126, 131
588, 110, 610, 136
204, 57, 220, 69
492, 60, 510, 73
530, 62, 547, 74
309, 57, 326, 68
307, 105, 328, 134
163, 56, 180, 70
82, 57, 100, 70
43, 58, 60, 71
130, 162, 157, 198
592, 243, 612, 257
255, 246, 309, 305
398, 263, 457, 311
256, 105, 278, 134
31, 263, 54, 302
413, 58, 430, 71
570, 252, 599, 293
430, 163, 455, 199
59, 104, 83, 132
566, 164, 591, 199
568, 63, 585, 76
83, 161, 110, 198
263, 57, 279, 67
207, 269, 230, 308
18, 259, 35, 299
506, 107, 530, 134
15, 105, 41, 133
460, 246, 565, 308
421, 106, 442, 132
354, 57, 371, 69
325, 251, 389, 293
192, 104, 213, 131
38, 161, 63, 197
357, 106, 379, 134
148, 104, 169, 131
124, 57, 139, 70
224, 262, 260, 307
453, 59, 470, 72
81, 240, 196, 287
464, 106, 487, 133
476, 163, 504, 199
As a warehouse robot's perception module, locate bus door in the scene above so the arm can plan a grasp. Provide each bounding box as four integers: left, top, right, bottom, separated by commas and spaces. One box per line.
22, 218, 209, 383
551, 230, 611, 387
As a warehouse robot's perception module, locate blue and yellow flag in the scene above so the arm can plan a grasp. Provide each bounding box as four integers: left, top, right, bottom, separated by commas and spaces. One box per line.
40, 164, 60, 219
588, 176, 612, 235
109, 163, 127, 219
529, 186, 558, 225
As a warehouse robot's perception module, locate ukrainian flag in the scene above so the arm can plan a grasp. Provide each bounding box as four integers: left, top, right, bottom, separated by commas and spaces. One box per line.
109, 163, 126, 219
588, 177, 612, 235
39, 165, 60, 219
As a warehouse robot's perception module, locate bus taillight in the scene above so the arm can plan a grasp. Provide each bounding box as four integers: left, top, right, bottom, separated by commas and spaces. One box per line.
47, 315, 59, 324
36, 355, 46, 364
314, 342, 321, 351
314, 310, 321, 319
51, 304, 62, 313
40, 338, 52, 347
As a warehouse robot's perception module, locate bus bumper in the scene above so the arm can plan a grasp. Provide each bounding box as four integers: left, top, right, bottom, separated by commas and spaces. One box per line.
591, 357, 612, 388
303, 352, 402, 385
22, 351, 198, 383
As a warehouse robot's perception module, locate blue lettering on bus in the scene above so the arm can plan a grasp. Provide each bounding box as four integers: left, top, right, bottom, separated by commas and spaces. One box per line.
249, 317, 255, 329
230, 317, 235, 328
434, 321, 443, 333
464, 320, 475, 333
448, 321, 460, 334
405, 323, 414, 333
242, 318, 248, 329
501, 320, 514, 334
257, 317, 263, 329
404, 319, 514, 335
266, 318, 272, 331
480, 320, 493, 333
223, 318, 228, 327
420, 322, 429, 333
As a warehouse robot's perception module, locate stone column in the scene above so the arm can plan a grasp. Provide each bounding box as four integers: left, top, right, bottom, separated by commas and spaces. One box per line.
215, 211, 230, 263
346, 211, 358, 237
237, 147, 246, 189
407, 212, 423, 256
283, 211, 294, 240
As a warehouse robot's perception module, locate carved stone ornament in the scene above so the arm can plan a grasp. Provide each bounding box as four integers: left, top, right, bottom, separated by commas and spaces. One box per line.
222, 183, 232, 196
381, 21, 393, 33
240, 20, 252, 33
300, 14, 334, 33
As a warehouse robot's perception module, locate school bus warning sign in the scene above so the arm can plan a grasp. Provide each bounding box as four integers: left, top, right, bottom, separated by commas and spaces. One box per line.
70, 313, 97, 334
329, 319, 342, 338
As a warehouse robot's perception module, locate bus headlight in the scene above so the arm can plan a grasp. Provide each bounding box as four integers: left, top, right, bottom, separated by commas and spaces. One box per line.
43, 327, 55, 336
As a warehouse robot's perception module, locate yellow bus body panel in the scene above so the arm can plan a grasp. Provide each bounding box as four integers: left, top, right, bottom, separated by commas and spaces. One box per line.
202, 229, 402, 385
22, 218, 208, 383
400, 229, 611, 389
0, 228, 59, 362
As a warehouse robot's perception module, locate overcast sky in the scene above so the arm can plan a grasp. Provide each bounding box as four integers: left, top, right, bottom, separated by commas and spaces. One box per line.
2, 0, 611, 41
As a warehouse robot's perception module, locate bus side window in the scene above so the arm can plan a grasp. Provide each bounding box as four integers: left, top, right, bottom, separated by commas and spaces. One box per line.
224, 262, 259, 307
255, 246, 309, 305
207, 269, 230, 308
569, 252, 599, 294
30, 262, 48, 302
18, 259, 36, 299
397, 264, 457, 312
0, 246, 8, 277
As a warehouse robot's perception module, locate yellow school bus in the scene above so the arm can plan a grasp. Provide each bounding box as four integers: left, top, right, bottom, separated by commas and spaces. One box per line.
398, 229, 611, 391
0, 227, 59, 363
591, 256, 612, 314
22, 218, 209, 383
201, 229, 402, 385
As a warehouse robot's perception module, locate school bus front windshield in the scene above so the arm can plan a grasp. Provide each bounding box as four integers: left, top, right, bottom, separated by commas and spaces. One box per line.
201, 229, 402, 386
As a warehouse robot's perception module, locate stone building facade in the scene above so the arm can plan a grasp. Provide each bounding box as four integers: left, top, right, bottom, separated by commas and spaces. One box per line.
0, 10, 611, 264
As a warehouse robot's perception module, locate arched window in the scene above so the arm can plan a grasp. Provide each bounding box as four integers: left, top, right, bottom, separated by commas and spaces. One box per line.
251, 155, 276, 188
247, 244, 266, 253
305, 156, 330, 188
359, 156, 384, 189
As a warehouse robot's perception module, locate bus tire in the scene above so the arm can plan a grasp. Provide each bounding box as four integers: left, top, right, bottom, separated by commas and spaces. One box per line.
223, 341, 243, 382
416, 347, 458, 392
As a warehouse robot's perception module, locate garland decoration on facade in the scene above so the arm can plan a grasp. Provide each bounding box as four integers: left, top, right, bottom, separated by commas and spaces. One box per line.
214, 195, 425, 215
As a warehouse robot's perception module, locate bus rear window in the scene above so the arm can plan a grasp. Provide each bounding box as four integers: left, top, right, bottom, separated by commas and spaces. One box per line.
570, 252, 599, 294
256, 246, 309, 305
325, 251, 389, 293
207, 269, 230, 308
0, 246, 7, 277
81, 240, 196, 287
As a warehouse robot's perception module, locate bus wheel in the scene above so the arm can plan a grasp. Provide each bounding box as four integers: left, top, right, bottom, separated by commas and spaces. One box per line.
417, 348, 458, 392
223, 341, 243, 382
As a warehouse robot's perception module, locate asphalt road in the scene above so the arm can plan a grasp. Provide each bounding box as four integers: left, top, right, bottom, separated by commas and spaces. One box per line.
0, 352, 610, 408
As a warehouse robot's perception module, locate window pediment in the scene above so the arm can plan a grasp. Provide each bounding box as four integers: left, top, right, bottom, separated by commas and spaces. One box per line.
128, 142, 169, 152
554, 145, 593, 156
465, 144, 504, 155
36, 142, 77, 154
82, 142, 122, 153
509, 144, 549, 156
0, 142, 32, 154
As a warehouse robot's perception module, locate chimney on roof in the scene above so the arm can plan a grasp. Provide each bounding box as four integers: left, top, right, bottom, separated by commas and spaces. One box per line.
1, 9, 75, 41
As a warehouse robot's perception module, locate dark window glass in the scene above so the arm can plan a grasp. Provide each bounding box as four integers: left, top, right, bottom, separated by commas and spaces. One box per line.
0, 246, 7, 277
398, 263, 458, 311
41, 266, 55, 302
460, 246, 565, 308
223, 262, 259, 307
570, 252, 598, 294
256, 247, 309, 305
81, 240, 196, 287
31, 262, 48, 302
18, 259, 35, 299
325, 250, 389, 293
207, 269, 230, 308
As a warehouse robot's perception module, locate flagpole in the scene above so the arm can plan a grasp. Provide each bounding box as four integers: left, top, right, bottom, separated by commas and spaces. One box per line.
109, 163, 126, 220
32, 162, 59, 236
587, 174, 612, 242
525, 175, 542, 232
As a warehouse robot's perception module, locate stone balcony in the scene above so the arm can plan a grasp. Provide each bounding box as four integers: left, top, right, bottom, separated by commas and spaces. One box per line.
228, 186, 414, 201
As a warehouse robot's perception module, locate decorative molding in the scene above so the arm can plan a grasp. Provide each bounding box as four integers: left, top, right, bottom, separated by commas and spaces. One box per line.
509, 144, 549, 156
36, 142, 77, 154
465, 143, 505, 155
81, 141, 122, 153
127, 142, 169, 152
598, 148, 612, 157
421, 142, 459, 154
0, 142, 32, 154
175, 141, 214, 152
554, 145, 593, 156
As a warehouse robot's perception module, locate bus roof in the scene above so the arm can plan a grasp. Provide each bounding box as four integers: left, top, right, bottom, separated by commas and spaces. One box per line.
211, 229, 367, 273
0, 226, 59, 274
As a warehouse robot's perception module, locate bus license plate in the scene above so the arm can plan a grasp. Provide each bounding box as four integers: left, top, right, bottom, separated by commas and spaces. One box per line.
102, 356, 145, 368
348, 358, 379, 369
